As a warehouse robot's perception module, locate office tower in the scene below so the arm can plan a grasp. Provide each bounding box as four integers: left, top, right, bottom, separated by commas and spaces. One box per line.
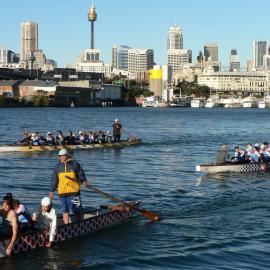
21, 21, 38, 62
0, 47, 8, 65
253, 41, 268, 69
112, 45, 131, 71
167, 25, 183, 50
128, 49, 154, 74
229, 49, 240, 71
167, 49, 192, 71
88, 0, 97, 49
247, 59, 254, 72
204, 43, 218, 62
197, 51, 204, 64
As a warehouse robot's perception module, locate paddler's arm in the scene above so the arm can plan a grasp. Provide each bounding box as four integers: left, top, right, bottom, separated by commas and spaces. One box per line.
50, 167, 59, 199
6, 211, 18, 256
75, 162, 88, 186
46, 208, 57, 248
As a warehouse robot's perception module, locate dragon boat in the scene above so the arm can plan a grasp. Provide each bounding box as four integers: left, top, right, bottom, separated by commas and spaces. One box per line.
196, 162, 269, 174
0, 138, 142, 153
0, 203, 139, 258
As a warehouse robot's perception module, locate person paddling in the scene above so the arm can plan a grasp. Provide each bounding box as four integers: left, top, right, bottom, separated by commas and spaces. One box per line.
0, 193, 18, 256
32, 197, 57, 248
49, 149, 88, 224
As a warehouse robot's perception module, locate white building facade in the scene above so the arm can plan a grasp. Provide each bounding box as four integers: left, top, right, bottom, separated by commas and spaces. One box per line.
198, 71, 269, 93
128, 49, 154, 74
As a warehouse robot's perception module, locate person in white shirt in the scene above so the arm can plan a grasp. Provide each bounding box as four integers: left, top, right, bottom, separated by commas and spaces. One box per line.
32, 197, 57, 248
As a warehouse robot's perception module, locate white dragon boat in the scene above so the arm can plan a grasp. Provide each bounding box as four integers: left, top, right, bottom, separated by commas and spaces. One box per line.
196, 162, 268, 174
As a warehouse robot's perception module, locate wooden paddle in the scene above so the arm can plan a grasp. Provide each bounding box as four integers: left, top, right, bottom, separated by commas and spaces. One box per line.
86, 184, 160, 221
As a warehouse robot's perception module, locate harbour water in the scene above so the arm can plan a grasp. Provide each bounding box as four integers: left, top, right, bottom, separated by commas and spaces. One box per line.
1, 107, 270, 269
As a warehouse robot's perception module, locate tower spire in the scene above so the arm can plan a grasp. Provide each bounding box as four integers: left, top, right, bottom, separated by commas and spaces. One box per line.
88, 1, 97, 49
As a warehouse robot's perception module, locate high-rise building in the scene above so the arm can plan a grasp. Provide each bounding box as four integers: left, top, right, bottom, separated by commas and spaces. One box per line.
167, 25, 183, 50
112, 45, 131, 71
204, 43, 218, 62
253, 41, 268, 69
167, 49, 192, 71
229, 49, 240, 71
128, 49, 154, 74
21, 21, 38, 62
0, 47, 8, 65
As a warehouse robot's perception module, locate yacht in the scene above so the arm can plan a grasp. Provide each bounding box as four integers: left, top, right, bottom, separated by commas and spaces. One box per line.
169, 96, 192, 107
242, 97, 258, 108
258, 99, 266, 109
142, 96, 168, 108
221, 97, 243, 108
205, 97, 222, 108
191, 98, 206, 108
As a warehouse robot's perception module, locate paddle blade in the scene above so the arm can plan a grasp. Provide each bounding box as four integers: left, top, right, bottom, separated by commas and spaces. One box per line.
138, 209, 160, 221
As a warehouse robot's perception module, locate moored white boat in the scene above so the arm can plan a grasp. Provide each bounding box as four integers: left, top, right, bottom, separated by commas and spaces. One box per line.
191, 98, 206, 108
169, 96, 192, 107
205, 97, 222, 108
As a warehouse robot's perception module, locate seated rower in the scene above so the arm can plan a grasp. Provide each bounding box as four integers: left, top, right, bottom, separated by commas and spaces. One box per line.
260, 144, 269, 162
32, 197, 57, 248
18, 131, 32, 146
45, 132, 56, 146
247, 146, 260, 163
13, 199, 33, 233
56, 130, 65, 145
76, 131, 86, 145
232, 146, 246, 163
0, 193, 18, 256
65, 131, 76, 145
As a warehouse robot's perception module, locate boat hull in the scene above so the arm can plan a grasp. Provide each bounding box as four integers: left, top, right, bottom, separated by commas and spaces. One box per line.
0, 139, 142, 153
0, 204, 138, 257
196, 162, 269, 173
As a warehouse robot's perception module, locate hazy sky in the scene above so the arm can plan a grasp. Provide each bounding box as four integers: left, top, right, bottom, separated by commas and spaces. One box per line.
1, 0, 270, 68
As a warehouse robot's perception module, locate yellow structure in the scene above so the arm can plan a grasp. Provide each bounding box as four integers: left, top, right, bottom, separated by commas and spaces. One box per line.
149, 67, 163, 96
149, 69, 162, 79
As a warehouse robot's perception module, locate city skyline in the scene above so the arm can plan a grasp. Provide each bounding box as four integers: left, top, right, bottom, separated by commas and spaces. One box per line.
1, 0, 270, 68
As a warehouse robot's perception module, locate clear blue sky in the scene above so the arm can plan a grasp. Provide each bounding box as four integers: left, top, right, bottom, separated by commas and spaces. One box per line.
1, 0, 270, 69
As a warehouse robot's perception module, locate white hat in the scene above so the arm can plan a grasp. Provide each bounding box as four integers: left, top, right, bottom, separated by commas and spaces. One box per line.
115, 119, 118, 122
41, 197, 51, 207
58, 148, 68, 156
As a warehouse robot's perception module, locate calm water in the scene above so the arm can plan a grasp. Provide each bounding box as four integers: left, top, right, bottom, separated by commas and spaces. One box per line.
1, 107, 270, 270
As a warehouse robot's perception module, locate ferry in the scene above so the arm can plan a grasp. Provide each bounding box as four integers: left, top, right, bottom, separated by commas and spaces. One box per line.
169, 96, 192, 107
0, 138, 142, 153
191, 98, 206, 108
0, 203, 139, 258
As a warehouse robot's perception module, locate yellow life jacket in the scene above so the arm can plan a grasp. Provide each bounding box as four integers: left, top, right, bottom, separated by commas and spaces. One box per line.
58, 161, 80, 195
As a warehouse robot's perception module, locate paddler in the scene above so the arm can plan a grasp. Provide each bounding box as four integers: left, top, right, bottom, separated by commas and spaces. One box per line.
32, 197, 57, 248
0, 193, 18, 256
49, 149, 88, 224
